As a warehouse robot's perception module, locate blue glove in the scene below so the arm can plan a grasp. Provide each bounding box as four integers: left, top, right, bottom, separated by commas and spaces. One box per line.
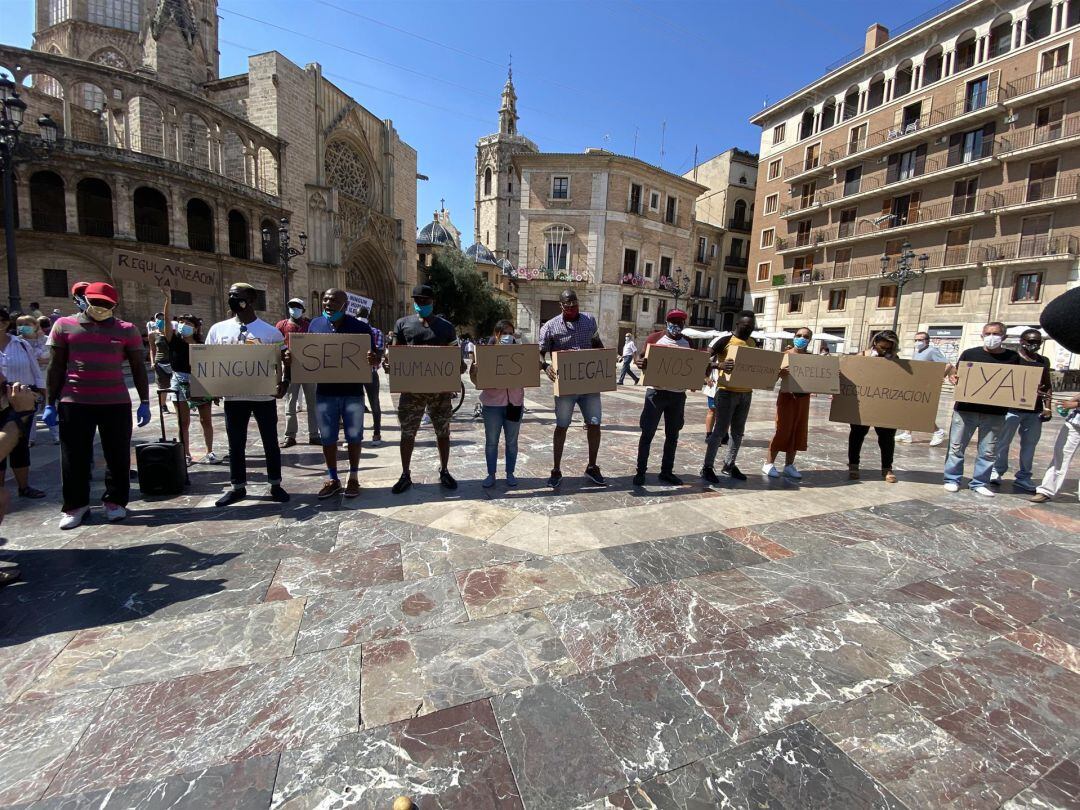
42, 404, 58, 427
136, 401, 151, 427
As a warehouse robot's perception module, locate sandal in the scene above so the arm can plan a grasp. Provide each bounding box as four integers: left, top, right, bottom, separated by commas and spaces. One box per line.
18, 486, 46, 499
883, 470, 897, 484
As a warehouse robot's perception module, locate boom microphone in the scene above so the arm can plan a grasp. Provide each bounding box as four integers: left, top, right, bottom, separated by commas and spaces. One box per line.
1040, 287, 1080, 354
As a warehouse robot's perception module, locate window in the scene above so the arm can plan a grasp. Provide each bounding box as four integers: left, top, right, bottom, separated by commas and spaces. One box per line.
694, 270, 703, 295
730, 238, 744, 260
795, 219, 812, 247
988, 18, 1011, 58
621, 295, 633, 321
838, 207, 857, 238
1035, 101, 1064, 143
1027, 3, 1053, 42
834, 247, 852, 277
551, 176, 569, 199
659, 256, 672, 278
648, 191, 660, 211
772, 123, 786, 144
951, 177, 978, 215
1039, 45, 1070, 85
47, 0, 71, 25
800, 109, 815, 140
170, 289, 193, 305
1012, 272, 1043, 302
629, 183, 643, 214
665, 195, 678, 224
877, 284, 897, 307
545, 225, 571, 270
900, 101, 922, 133
508, 180, 513, 193
642, 297, 650, 313
849, 124, 867, 156
799, 182, 816, 209
866, 75, 885, 110
86, 0, 139, 31
955, 35, 977, 72
1019, 214, 1052, 257
764, 193, 778, 215
657, 298, 665, 323
945, 227, 971, 264
843, 86, 859, 121
42, 268, 68, 298
828, 289, 847, 310
253, 289, 268, 311
894, 64, 914, 99
788, 293, 803, 313
887, 144, 926, 182
844, 166, 862, 196
803, 143, 820, 171
889, 192, 920, 226
697, 237, 707, 262
965, 76, 989, 112
622, 248, 638, 278
644, 261, 653, 278
793, 255, 814, 281
923, 49, 943, 84
753, 297, 765, 314
756, 262, 771, 282
768, 159, 782, 180
1028, 158, 1058, 201
938, 279, 964, 305
760, 228, 775, 249
898, 147, 919, 180
483, 168, 492, 195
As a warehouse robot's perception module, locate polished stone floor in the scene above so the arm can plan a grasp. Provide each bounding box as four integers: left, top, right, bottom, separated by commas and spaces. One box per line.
1, 380, 1078, 809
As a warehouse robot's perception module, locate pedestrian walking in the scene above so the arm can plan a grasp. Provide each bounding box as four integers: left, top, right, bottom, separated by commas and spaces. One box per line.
633, 309, 690, 486
992, 328, 1052, 492
896, 331, 954, 446
848, 330, 901, 484
618, 332, 639, 385
276, 297, 319, 448
764, 326, 814, 480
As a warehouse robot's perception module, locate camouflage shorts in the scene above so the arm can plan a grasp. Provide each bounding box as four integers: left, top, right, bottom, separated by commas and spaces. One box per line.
397, 392, 452, 439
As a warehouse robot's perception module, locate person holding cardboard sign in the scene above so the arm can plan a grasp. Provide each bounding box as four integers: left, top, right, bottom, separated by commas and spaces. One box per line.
991, 328, 1052, 492
306, 289, 379, 499
764, 327, 814, 480
701, 310, 758, 483
632, 310, 692, 487
276, 298, 319, 449
539, 289, 606, 488
847, 330, 901, 484
470, 319, 524, 488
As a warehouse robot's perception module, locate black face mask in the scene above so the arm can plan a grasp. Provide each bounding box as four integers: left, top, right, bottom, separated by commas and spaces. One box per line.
734, 323, 754, 338
228, 297, 248, 314
1022, 341, 1042, 353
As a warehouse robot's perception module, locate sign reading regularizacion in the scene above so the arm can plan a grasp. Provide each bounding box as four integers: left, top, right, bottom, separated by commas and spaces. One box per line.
112, 249, 217, 296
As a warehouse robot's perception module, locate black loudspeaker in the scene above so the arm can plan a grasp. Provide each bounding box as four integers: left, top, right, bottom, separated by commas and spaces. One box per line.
135, 393, 188, 496
1041, 287, 1080, 354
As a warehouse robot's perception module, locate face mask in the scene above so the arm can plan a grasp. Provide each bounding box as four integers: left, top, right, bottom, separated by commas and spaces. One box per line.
793, 337, 810, 349
85, 305, 114, 322
323, 307, 345, 323
500, 334, 515, 345
562, 305, 579, 320
413, 302, 434, 318
983, 334, 1004, 350
914, 340, 928, 352
17, 325, 34, 337
666, 323, 683, 338
155, 319, 165, 331
179, 324, 194, 337
73, 295, 88, 312
1021, 341, 1042, 353
228, 297, 247, 314
288, 307, 303, 319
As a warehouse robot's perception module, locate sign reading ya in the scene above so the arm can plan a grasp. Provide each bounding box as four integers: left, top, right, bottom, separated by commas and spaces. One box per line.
473, 344, 541, 389
723, 345, 785, 390
829, 355, 945, 432
552, 348, 617, 396
642, 343, 710, 391
954, 361, 1041, 409
112, 249, 217, 296
780, 352, 841, 394
387, 345, 461, 393
289, 333, 372, 384
189, 344, 281, 398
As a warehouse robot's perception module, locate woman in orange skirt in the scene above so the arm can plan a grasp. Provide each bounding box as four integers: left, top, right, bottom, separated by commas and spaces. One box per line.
763, 327, 814, 480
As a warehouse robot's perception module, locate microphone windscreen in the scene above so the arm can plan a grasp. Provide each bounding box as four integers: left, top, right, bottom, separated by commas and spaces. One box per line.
1041, 287, 1080, 353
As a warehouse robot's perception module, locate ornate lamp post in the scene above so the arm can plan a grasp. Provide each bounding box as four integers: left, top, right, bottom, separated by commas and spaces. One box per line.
668, 266, 691, 315
261, 216, 306, 312
880, 240, 929, 333
1, 74, 59, 311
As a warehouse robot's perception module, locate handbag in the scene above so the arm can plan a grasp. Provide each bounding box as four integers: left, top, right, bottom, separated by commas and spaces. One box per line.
505, 393, 523, 422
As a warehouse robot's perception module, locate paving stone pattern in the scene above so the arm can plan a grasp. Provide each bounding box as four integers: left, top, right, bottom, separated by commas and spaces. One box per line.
1, 381, 1078, 808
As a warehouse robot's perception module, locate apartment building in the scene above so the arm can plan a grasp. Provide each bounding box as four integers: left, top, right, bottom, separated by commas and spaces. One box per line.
748, 0, 1079, 363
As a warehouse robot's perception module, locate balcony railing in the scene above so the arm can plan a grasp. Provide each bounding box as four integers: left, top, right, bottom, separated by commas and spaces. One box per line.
987, 172, 1080, 209
135, 223, 170, 245
1004, 58, 1080, 99
728, 217, 753, 232
187, 233, 216, 253
30, 211, 67, 233
783, 156, 828, 181
946, 135, 996, 167
689, 317, 714, 327
998, 111, 1080, 154
979, 234, 1080, 261
719, 295, 743, 308
724, 254, 748, 269
78, 217, 115, 238
780, 189, 834, 216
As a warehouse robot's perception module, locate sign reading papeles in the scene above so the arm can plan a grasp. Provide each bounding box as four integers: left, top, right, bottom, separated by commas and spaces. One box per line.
780, 352, 841, 394
387, 345, 462, 393
112, 249, 217, 296
723, 345, 784, 390
289, 333, 372, 384
954, 360, 1041, 410
473, 344, 541, 389
189, 344, 281, 398
642, 343, 710, 391
829, 355, 946, 432
552, 349, 617, 396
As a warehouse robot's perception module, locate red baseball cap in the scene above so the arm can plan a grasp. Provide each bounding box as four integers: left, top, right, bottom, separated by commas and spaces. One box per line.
83, 282, 118, 305
71, 281, 89, 296
666, 309, 688, 323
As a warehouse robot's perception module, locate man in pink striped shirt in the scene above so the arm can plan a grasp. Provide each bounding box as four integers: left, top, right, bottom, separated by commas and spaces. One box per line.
43, 282, 151, 529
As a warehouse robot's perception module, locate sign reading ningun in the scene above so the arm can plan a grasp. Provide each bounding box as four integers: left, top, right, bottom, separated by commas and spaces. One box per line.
189, 344, 282, 398
112, 249, 217, 296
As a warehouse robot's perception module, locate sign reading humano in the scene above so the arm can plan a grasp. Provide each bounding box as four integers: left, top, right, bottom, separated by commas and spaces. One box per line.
112, 249, 218, 296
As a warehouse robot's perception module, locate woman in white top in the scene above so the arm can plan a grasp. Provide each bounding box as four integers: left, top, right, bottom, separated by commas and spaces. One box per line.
0, 308, 46, 498
470, 319, 524, 489
17, 315, 57, 445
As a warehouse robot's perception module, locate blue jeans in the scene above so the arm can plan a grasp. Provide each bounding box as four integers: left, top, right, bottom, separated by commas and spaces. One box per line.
618, 355, 639, 384
553, 393, 602, 428
994, 410, 1043, 484
944, 410, 1004, 488
482, 405, 520, 475
316, 395, 365, 445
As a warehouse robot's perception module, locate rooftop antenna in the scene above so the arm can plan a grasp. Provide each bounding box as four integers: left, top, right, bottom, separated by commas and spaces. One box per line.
692, 145, 698, 180
508, 52, 512, 81
632, 126, 639, 157
659, 121, 666, 169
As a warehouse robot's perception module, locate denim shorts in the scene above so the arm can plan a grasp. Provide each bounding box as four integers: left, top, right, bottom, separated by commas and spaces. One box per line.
553, 392, 602, 428
706, 395, 715, 409
316, 395, 365, 445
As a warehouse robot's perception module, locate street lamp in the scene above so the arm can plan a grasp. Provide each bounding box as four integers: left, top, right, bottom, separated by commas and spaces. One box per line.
1, 73, 59, 311
667, 266, 691, 317
880, 240, 930, 333
261, 216, 306, 311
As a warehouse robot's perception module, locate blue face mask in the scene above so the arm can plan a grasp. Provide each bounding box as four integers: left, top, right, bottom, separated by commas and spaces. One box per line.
414, 302, 434, 318
500, 334, 515, 345
288, 307, 304, 320
793, 337, 810, 349
666, 323, 683, 338
18, 325, 34, 337
74, 295, 88, 312
155, 319, 165, 331
179, 323, 194, 337
323, 307, 345, 323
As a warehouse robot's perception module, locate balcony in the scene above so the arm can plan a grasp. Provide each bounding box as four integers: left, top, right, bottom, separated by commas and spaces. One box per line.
719, 295, 743, 309
727, 217, 753, 232
1003, 58, 1080, 103
978, 233, 1080, 263
78, 216, 115, 238
689, 316, 714, 327
987, 172, 1080, 213
783, 154, 831, 184
998, 111, 1080, 160
694, 253, 710, 266
135, 224, 170, 246
724, 254, 748, 270
780, 189, 835, 218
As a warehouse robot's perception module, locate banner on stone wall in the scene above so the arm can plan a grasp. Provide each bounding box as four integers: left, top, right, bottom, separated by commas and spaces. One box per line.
112, 249, 217, 296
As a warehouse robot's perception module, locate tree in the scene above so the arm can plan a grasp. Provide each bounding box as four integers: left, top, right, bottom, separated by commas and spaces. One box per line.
425, 246, 512, 337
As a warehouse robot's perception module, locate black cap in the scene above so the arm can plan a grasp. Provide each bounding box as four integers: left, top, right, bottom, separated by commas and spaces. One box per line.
412, 284, 434, 299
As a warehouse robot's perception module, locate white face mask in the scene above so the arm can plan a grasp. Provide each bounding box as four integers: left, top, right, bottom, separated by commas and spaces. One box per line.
914, 340, 928, 352
983, 334, 1004, 350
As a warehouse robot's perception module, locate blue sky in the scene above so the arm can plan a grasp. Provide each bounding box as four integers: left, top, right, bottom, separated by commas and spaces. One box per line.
6, 0, 946, 243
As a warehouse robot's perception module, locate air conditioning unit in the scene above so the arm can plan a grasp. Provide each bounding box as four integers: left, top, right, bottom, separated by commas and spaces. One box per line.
1004, 114, 1019, 125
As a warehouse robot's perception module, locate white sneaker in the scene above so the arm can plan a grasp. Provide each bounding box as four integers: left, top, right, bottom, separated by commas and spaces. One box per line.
989, 469, 1002, 485
59, 506, 89, 530
783, 464, 803, 480
929, 430, 945, 447
103, 502, 128, 522
762, 463, 780, 478
896, 431, 913, 443
972, 485, 996, 498
943, 482, 960, 493
199, 452, 220, 465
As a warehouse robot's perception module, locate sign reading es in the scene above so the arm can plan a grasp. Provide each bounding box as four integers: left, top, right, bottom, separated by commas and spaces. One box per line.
473, 344, 541, 389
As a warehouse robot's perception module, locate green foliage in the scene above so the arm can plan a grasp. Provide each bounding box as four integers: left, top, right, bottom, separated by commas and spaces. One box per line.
425, 246, 512, 337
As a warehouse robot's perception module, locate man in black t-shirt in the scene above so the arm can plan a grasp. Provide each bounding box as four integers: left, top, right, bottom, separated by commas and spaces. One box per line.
385, 284, 463, 494
992, 328, 1052, 492
943, 321, 1019, 496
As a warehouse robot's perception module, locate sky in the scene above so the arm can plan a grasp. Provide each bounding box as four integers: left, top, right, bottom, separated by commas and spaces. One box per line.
5, 0, 950, 245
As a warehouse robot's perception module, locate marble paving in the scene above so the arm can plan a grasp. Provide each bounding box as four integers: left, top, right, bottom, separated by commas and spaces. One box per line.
1, 380, 1078, 808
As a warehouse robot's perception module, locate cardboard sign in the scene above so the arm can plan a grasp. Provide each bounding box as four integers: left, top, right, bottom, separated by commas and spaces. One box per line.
189, 344, 281, 398
780, 352, 841, 394
289, 333, 372, 384
552, 349, 617, 396
346, 292, 374, 317
473, 343, 541, 389
723, 345, 784, 390
113, 249, 217, 296
954, 361, 1041, 409
388, 345, 462, 393
829, 355, 946, 432
642, 343, 710, 391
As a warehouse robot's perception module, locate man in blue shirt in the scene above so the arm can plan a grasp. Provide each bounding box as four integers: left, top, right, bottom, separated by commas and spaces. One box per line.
306, 288, 379, 498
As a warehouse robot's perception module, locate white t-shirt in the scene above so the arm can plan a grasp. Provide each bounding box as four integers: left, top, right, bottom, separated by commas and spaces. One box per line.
646, 332, 693, 393
205, 317, 284, 401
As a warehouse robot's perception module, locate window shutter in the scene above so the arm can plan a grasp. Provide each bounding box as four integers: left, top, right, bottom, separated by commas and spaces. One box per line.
982, 120, 996, 140
909, 191, 921, 221
954, 81, 966, 109
947, 133, 962, 167
988, 69, 1000, 101
893, 106, 904, 127
886, 154, 899, 184
914, 144, 927, 174
881, 197, 893, 219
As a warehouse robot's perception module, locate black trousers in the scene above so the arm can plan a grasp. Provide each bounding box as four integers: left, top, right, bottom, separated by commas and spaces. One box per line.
636, 389, 686, 474
0, 426, 30, 471
848, 424, 896, 470
224, 400, 282, 487
58, 402, 132, 511
363, 372, 382, 434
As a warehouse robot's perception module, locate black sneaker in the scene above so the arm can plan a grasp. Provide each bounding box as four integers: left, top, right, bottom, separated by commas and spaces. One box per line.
392, 473, 413, 494
547, 469, 562, 488
216, 487, 246, 507
633, 471, 646, 487
723, 463, 747, 481
439, 469, 458, 490
658, 471, 683, 486
585, 465, 607, 486
700, 466, 720, 485
270, 484, 290, 502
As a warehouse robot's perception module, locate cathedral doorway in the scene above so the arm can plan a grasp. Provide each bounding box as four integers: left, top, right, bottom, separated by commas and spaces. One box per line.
344, 239, 397, 327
